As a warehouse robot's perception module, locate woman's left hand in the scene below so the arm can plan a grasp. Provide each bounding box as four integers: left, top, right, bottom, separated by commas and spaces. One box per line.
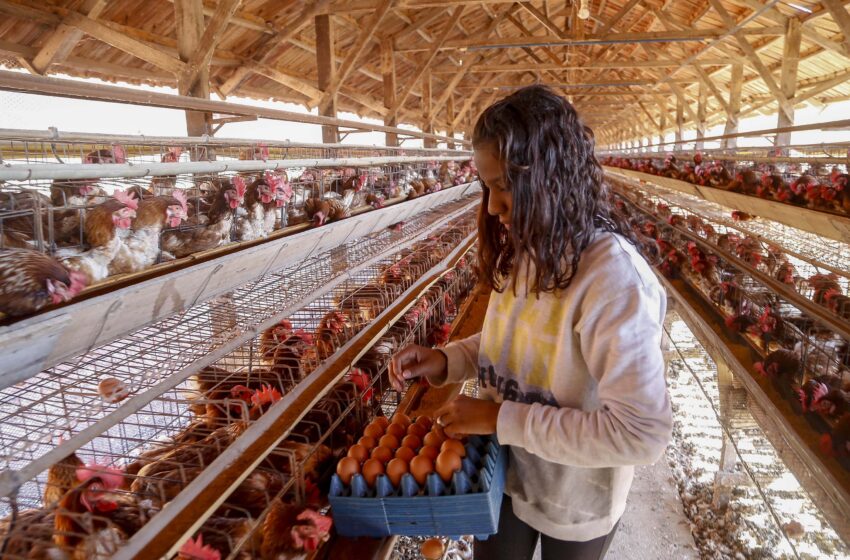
433, 395, 502, 438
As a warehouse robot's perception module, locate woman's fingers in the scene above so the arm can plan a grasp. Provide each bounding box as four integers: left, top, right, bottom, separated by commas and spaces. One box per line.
389, 345, 422, 391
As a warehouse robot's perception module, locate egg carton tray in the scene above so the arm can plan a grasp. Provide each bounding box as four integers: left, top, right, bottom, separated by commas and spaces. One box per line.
328, 435, 507, 539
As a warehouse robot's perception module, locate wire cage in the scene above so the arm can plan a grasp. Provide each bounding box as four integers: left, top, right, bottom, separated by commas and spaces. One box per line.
0, 133, 476, 324
611, 180, 850, 471
0, 203, 479, 558
600, 146, 850, 220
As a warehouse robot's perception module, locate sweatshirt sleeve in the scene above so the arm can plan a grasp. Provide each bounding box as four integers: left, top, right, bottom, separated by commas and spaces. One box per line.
496, 284, 673, 467
429, 333, 481, 387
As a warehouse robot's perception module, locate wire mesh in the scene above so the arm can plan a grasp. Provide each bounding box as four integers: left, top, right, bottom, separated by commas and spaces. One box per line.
0, 194, 479, 497
611, 183, 850, 471
0, 212, 479, 559
598, 143, 850, 165
612, 175, 850, 276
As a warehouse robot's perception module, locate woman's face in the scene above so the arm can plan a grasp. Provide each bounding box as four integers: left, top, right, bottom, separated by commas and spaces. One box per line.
474, 146, 512, 230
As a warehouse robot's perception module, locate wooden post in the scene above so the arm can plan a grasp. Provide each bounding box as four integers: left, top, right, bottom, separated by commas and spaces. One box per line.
658, 97, 667, 140
775, 17, 802, 148
446, 95, 456, 149
315, 14, 339, 144
722, 63, 744, 149
696, 81, 707, 150
422, 68, 435, 148
380, 38, 398, 147
175, 0, 211, 137
675, 93, 684, 151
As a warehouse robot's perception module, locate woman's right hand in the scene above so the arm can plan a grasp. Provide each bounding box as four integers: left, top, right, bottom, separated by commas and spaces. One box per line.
389, 344, 448, 392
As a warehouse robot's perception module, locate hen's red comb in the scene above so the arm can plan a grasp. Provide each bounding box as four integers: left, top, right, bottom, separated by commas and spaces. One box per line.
172, 190, 188, 213
113, 189, 139, 210
76, 463, 124, 490
178, 535, 221, 560
251, 384, 282, 407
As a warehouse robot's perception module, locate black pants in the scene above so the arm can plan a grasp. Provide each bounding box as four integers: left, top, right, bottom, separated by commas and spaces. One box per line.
474, 496, 619, 560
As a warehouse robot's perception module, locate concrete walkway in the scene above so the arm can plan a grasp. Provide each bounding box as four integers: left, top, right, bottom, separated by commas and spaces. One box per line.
532, 458, 699, 559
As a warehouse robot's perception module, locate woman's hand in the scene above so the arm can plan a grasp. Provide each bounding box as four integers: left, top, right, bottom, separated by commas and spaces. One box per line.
389, 344, 448, 392
434, 395, 502, 438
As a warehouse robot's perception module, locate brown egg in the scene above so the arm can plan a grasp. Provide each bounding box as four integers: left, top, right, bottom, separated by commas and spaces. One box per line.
409, 455, 434, 485
415, 415, 433, 430
423, 430, 445, 448
385, 423, 407, 439
435, 449, 462, 483
347, 444, 369, 463
431, 424, 446, 439
358, 435, 378, 450
336, 456, 360, 485
361, 458, 384, 487
419, 445, 439, 461
386, 458, 409, 487
379, 434, 400, 450
98, 377, 128, 404
401, 434, 421, 450
374, 416, 390, 429
363, 423, 384, 440
395, 446, 416, 463
371, 445, 393, 464
420, 537, 445, 560
406, 423, 427, 439
391, 412, 411, 428
440, 438, 466, 458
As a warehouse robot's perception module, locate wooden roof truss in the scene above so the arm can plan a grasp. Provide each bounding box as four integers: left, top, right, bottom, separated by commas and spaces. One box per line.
0, 0, 848, 147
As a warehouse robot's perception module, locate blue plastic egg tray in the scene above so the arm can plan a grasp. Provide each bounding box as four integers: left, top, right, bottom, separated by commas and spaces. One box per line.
328, 435, 507, 539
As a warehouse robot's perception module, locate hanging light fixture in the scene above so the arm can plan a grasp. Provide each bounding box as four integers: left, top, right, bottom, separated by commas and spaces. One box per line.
578, 0, 590, 20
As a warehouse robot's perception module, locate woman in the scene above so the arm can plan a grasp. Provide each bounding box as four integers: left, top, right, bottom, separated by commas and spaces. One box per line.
389, 85, 672, 560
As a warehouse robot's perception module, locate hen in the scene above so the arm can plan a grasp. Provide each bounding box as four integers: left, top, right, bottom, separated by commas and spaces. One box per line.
235, 172, 292, 242
43, 450, 85, 509
58, 190, 139, 284
109, 191, 189, 275
303, 197, 350, 226
161, 177, 246, 258
0, 248, 87, 317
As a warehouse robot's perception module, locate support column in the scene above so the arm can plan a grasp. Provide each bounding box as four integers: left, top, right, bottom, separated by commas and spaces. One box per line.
446, 95, 456, 149
659, 97, 667, 139
722, 63, 744, 149
380, 38, 398, 147
775, 17, 802, 148
315, 14, 339, 144
696, 81, 707, 150
675, 93, 684, 151
175, 0, 211, 137
422, 69, 435, 148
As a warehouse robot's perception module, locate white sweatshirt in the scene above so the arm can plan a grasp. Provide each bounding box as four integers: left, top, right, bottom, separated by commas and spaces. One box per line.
437, 231, 672, 541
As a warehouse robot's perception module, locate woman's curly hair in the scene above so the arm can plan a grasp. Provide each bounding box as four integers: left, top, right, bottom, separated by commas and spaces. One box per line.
472, 84, 641, 295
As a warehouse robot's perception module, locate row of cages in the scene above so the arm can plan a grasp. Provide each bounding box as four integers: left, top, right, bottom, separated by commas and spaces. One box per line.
0, 136, 476, 320
599, 151, 850, 218
0, 211, 480, 559
607, 176, 850, 472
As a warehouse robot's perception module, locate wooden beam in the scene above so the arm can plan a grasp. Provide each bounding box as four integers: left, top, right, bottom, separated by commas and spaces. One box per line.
251, 62, 324, 103
696, 80, 707, 149
315, 13, 338, 143
430, 58, 731, 73
776, 16, 802, 146
219, 1, 329, 97
319, 0, 395, 106
393, 7, 450, 41
30, 0, 108, 74
380, 37, 398, 147
422, 68, 435, 148
723, 62, 744, 149
675, 92, 684, 150
692, 65, 731, 116
180, 0, 242, 95
520, 2, 567, 39
637, 100, 660, 131
822, 0, 850, 54
599, 0, 641, 35
452, 75, 497, 129
392, 28, 773, 51
175, 0, 210, 137
446, 94, 456, 149
390, 6, 464, 118
61, 11, 186, 75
